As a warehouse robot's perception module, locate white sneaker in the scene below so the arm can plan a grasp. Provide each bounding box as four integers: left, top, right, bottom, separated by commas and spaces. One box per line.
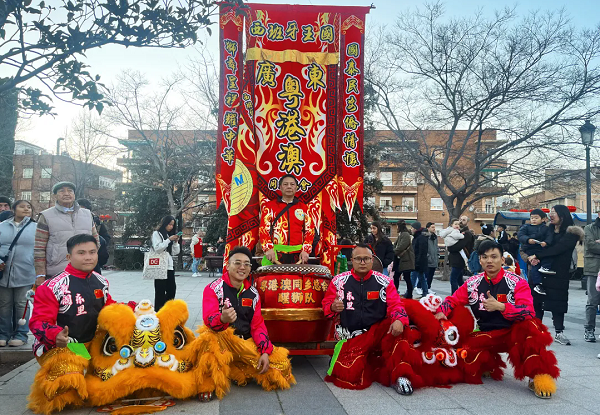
539, 267, 556, 275
8, 339, 25, 347
415, 288, 423, 296
428, 290, 436, 295
0, 340, 6, 347
191, 273, 199, 278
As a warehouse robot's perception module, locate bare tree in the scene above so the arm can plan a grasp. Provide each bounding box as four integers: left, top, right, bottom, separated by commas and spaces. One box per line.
64, 110, 118, 197
105, 70, 215, 225
368, 3, 600, 219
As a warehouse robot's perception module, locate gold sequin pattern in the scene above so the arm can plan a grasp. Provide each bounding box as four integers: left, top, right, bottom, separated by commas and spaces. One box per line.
93, 367, 113, 381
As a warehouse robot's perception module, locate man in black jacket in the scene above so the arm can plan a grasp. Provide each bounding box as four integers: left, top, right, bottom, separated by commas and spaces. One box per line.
447, 216, 475, 294
411, 222, 429, 297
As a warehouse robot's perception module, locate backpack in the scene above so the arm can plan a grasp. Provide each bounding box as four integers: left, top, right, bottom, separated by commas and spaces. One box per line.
468, 250, 481, 274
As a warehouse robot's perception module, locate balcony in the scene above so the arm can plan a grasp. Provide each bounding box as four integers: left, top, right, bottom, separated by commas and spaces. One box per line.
474, 209, 497, 222
378, 205, 418, 220
116, 157, 147, 167
380, 182, 418, 194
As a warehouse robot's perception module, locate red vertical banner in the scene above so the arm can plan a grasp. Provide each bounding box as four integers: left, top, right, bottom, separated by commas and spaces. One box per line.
216, 5, 244, 210
338, 12, 367, 220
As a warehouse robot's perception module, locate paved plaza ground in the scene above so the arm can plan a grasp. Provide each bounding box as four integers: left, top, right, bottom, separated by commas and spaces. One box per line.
1, 270, 600, 415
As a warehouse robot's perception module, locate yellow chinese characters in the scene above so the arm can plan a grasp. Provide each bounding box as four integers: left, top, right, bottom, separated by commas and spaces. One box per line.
342, 150, 360, 168
345, 96, 358, 113
256, 61, 279, 88
276, 143, 305, 175
223, 111, 239, 129
223, 128, 237, 147
226, 74, 238, 91
344, 59, 360, 77
285, 21, 298, 41
224, 91, 238, 107
305, 63, 326, 92
223, 39, 238, 57
346, 78, 359, 94
277, 74, 304, 109
221, 147, 235, 166
298, 178, 311, 192
342, 131, 358, 150
319, 24, 335, 43
250, 20, 266, 37
267, 23, 285, 41
225, 56, 237, 73
346, 42, 360, 58
343, 114, 360, 131
302, 24, 315, 42
275, 110, 306, 142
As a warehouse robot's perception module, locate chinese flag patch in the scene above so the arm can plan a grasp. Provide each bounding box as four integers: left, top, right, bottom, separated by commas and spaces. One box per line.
367, 291, 379, 300
94, 289, 104, 299
241, 298, 253, 307
497, 294, 507, 303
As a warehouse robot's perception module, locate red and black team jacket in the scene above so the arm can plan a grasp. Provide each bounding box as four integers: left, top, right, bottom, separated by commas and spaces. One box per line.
322, 269, 409, 339
259, 196, 315, 254
202, 271, 274, 355
29, 263, 115, 356
436, 268, 534, 331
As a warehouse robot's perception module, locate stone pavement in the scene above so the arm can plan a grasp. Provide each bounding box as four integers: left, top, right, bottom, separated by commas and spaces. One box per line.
1, 270, 600, 415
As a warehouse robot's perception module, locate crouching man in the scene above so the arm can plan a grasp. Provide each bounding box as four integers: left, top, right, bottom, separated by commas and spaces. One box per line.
28, 234, 119, 414
322, 243, 415, 394
198, 246, 295, 401
435, 240, 560, 399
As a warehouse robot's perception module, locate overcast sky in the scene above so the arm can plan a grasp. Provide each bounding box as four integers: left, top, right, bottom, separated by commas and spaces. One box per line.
12, 0, 599, 155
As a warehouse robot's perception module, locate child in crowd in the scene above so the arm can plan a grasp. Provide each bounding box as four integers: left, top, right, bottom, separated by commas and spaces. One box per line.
518, 209, 554, 295
503, 253, 516, 273
440, 218, 468, 264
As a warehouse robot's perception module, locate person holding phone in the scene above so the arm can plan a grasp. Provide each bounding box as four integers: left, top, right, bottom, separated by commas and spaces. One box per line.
151, 216, 180, 311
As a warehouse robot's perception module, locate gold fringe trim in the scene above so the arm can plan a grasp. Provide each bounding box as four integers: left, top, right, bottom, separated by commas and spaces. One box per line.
246, 48, 339, 65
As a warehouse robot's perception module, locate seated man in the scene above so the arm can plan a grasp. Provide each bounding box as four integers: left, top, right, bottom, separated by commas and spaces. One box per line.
322, 243, 414, 394
199, 246, 295, 401
259, 174, 314, 264
28, 234, 120, 414
435, 240, 560, 399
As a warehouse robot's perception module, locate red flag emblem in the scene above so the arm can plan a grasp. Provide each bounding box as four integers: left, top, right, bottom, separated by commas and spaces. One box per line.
94, 289, 104, 299
497, 294, 507, 303
242, 298, 253, 307
367, 291, 379, 300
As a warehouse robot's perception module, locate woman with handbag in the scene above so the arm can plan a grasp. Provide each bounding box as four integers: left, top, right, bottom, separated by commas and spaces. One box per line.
0, 200, 37, 347
151, 216, 180, 311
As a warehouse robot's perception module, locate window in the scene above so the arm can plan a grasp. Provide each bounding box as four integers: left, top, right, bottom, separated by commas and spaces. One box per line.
594, 201, 600, 213
197, 194, 210, 204
402, 197, 415, 211
21, 191, 32, 201
379, 172, 393, 186
485, 199, 495, 214
99, 176, 115, 190
379, 197, 393, 211
39, 192, 51, 202
23, 168, 33, 179
402, 172, 417, 186
41, 167, 52, 178
430, 198, 444, 211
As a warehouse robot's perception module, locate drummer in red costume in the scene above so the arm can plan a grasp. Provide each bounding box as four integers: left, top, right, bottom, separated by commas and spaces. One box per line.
259, 174, 314, 264
435, 240, 560, 399
322, 243, 415, 395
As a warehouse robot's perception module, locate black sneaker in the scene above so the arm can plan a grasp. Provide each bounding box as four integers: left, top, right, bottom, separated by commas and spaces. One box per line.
584, 329, 596, 342
392, 377, 413, 395
534, 285, 547, 295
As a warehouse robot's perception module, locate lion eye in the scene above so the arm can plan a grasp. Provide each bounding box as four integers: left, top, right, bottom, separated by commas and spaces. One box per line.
173, 326, 186, 350
102, 335, 118, 356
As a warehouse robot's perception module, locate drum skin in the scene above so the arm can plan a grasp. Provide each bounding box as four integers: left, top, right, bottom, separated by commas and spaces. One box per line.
253, 264, 333, 343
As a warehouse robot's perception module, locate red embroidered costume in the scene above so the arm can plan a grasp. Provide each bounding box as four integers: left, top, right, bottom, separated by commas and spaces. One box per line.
259, 197, 314, 260
436, 269, 560, 392
197, 270, 294, 397
322, 269, 413, 390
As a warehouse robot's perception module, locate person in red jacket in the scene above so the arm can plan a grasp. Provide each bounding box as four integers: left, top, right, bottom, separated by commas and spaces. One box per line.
322, 243, 414, 395
190, 230, 203, 277
259, 175, 314, 264
28, 233, 132, 414
434, 240, 560, 399
198, 246, 295, 401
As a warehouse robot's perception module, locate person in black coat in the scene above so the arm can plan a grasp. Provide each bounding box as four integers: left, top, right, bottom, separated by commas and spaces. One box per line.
446, 221, 475, 293
496, 224, 510, 252
527, 205, 584, 346
410, 222, 429, 296
366, 221, 394, 275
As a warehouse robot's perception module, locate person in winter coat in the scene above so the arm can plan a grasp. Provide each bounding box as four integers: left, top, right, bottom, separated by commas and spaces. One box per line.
527, 205, 583, 346
0, 200, 36, 346
366, 221, 394, 276
446, 219, 475, 294
410, 222, 429, 297
190, 230, 204, 277
474, 224, 496, 252
518, 209, 555, 296
152, 215, 181, 311
424, 222, 439, 293
77, 199, 111, 274
583, 216, 600, 342
393, 220, 415, 298
508, 232, 520, 261
496, 224, 510, 252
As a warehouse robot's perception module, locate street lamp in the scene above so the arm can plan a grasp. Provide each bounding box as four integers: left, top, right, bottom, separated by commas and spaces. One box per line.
580, 120, 596, 224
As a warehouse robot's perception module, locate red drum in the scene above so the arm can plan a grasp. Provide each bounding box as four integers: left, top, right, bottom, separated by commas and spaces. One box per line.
253, 264, 333, 343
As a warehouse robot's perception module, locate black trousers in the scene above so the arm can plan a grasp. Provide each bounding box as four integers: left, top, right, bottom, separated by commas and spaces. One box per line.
154, 269, 176, 311
529, 274, 565, 332
393, 270, 414, 299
